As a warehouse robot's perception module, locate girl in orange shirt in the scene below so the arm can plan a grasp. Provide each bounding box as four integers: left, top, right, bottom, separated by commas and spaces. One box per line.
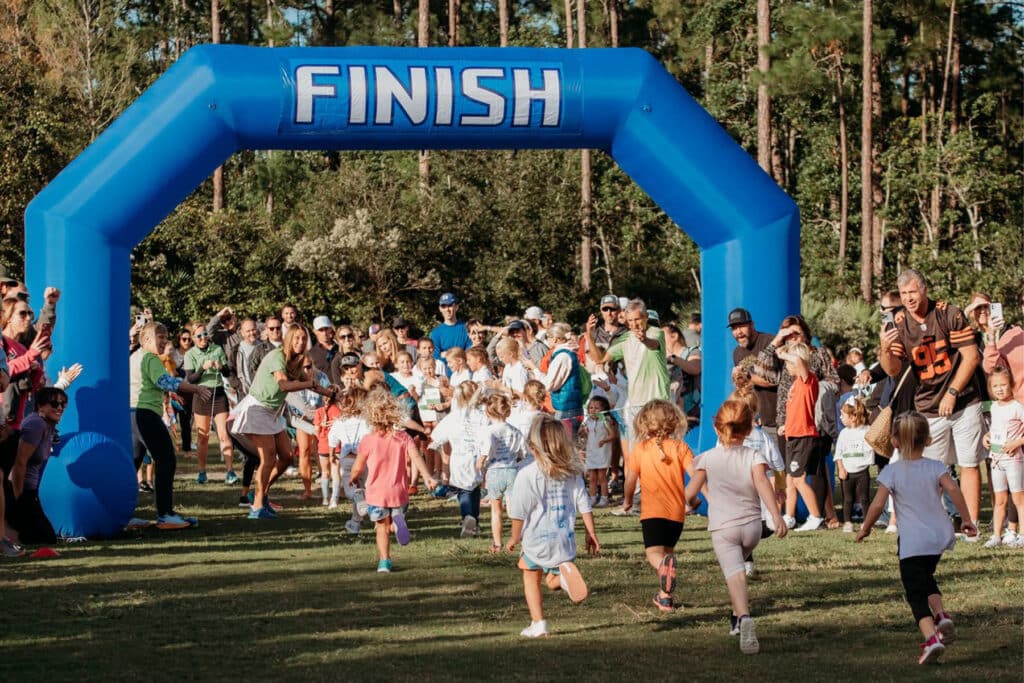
622, 400, 695, 612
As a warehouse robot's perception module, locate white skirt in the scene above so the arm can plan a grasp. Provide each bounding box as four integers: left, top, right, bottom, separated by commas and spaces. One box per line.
230, 394, 287, 436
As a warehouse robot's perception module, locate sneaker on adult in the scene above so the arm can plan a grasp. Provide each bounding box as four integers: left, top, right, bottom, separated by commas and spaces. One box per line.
557, 561, 588, 603
783, 514, 796, 530
918, 635, 945, 665
935, 612, 957, 644
344, 519, 361, 535
1010, 536, 1024, 549
885, 524, 898, 534
983, 534, 1002, 548
196, 471, 207, 484
138, 481, 153, 493
739, 616, 759, 654
247, 506, 275, 520
795, 515, 823, 532
125, 517, 153, 530
1001, 529, 1018, 545
520, 620, 548, 638
285, 466, 298, 477
842, 522, 854, 533
595, 496, 609, 508
1, 537, 25, 558
156, 513, 193, 530
392, 513, 411, 546
238, 495, 252, 508
377, 559, 392, 573
224, 470, 239, 485
460, 515, 478, 538
658, 555, 677, 594
744, 560, 755, 578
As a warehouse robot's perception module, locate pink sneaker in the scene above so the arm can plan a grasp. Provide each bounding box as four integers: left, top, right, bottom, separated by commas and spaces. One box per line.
918, 635, 945, 665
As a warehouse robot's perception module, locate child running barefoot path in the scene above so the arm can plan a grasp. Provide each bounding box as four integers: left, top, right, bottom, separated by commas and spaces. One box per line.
507, 415, 600, 638
622, 400, 695, 613
349, 390, 437, 573
686, 400, 787, 655
857, 411, 977, 665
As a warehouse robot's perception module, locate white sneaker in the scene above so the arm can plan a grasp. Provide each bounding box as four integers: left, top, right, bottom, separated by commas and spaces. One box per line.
344, 519, 361, 535
460, 515, 478, 538
983, 534, 1002, 548
328, 500, 338, 510
795, 515, 823, 532
783, 515, 796, 530
589, 494, 599, 507
285, 466, 298, 477
739, 616, 759, 654
520, 620, 548, 638
744, 560, 755, 578
1009, 536, 1024, 549
595, 496, 609, 508
885, 525, 898, 534
1001, 529, 1018, 545
321, 499, 330, 507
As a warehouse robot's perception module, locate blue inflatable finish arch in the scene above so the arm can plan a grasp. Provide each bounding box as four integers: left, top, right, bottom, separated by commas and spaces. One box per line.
26, 46, 798, 535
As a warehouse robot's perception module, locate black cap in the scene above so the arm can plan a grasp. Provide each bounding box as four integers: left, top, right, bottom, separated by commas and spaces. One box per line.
391, 316, 409, 329
508, 320, 527, 332
338, 353, 361, 368
837, 364, 858, 387
727, 308, 753, 327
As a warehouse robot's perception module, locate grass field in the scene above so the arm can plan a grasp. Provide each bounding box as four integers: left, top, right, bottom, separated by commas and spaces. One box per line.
1, 457, 1022, 682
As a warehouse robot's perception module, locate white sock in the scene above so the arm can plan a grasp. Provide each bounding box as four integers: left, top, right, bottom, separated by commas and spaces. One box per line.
331, 477, 341, 504
320, 477, 329, 500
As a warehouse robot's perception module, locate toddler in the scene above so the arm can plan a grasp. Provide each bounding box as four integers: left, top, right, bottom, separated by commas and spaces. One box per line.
479, 393, 528, 551
834, 396, 872, 532
579, 395, 618, 507
327, 386, 369, 534
982, 367, 1024, 548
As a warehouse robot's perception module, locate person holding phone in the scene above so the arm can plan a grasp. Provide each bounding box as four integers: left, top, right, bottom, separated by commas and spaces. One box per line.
981, 288, 1024, 402
184, 322, 235, 484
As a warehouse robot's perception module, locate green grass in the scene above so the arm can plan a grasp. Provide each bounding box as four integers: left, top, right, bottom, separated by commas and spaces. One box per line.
1, 458, 1022, 682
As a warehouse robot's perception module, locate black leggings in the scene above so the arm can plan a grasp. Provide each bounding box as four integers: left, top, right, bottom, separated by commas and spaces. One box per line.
809, 436, 833, 513
230, 433, 260, 488
176, 393, 193, 452
842, 470, 870, 522
900, 554, 941, 623
7, 489, 55, 544
134, 408, 177, 517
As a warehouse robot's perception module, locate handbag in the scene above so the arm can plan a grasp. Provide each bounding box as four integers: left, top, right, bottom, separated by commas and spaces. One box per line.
864, 366, 913, 457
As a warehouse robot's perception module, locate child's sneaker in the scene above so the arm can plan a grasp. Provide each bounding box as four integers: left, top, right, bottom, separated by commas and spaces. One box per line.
935, 612, 957, 644
322, 498, 330, 507
1, 537, 25, 558
885, 524, 898, 534
392, 513, 411, 546
852, 503, 864, 522
247, 507, 275, 520
652, 593, 674, 612
224, 470, 239, 485
376, 559, 392, 573
739, 616, 759, 654
842, 522, 854, 533
344, 519, 361, 535
1001, 529, 1018, 545
520, 620, 548, 638
795, 515, 824, 531
1010, 536, 1024, 548
328, 500, 338, 510
460, 515, 478, 538
728, 614, 740, 636
595, 496, 609, 508
983, 534, 1002, 548
783, 514, 796, 530
658, 554, 677, 594
557, 561, 588, 603
196, 471, 207, 484
352, 489, 368, 516
431, 484, 450, 498
918, 635, 945, 664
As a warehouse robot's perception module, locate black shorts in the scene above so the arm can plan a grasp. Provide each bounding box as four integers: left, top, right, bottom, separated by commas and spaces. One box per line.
641, 517, 684, 548
785, 436, 818, 477
192, 386, 229, 417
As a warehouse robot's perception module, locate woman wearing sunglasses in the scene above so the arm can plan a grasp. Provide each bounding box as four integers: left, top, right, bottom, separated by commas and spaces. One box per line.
1, 299, 46, 433
170, 327, 195, 457
184, 322, 235, 484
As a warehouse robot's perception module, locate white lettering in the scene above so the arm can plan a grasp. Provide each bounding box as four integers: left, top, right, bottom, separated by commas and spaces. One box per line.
512, 68, 561, 127
434, 67, 454, 126
295, 65, 340, 124
374, 66, 429, 125
460, 68, 505, 126
348, 65, 368, 124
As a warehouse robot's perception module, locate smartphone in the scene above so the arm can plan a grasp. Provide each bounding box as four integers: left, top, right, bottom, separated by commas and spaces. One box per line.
38, 322, 52, 337
136, 314, 148, 325
881, 310, 895, 330
990, 302, 1003, 319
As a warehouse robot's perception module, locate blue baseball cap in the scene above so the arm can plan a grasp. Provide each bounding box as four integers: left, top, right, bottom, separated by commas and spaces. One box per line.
439, 293, 458, 306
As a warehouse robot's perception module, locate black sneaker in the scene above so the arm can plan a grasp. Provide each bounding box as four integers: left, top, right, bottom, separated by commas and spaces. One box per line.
238, 496, 251, 508
729, 614, 740, 636
139, 481, 153, 493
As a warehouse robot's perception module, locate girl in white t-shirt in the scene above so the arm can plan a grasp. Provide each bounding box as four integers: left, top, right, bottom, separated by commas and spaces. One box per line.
506, 414, 600, 638
389, 351, 419, 401
467, 346, 494, 384
446, 347, 472, 388
495, 337, 530, 399
835, 396, 872, 533
429, 381, 489, 538
509, 380, 546, 441
326, 386, 370, 535
416, 353, 450, 484
579, 395, 618, 507
686, 399, 786, 656
857, 411, 977, 665
982, 368, 1024, 548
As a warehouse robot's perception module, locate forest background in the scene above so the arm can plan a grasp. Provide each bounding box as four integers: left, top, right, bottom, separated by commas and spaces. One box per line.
0, 0, 1020, 356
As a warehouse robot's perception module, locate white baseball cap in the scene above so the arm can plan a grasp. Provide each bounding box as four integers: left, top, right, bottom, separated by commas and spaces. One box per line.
617, 297, 629, 309
524, 306, 544, 320
313, 316, 333, 330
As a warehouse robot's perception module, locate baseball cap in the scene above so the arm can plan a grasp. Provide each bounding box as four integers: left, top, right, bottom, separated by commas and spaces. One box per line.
313, 316, 333, 330
600, 294, 619, 309
338, 353, 361, 368
0, 265, 17, 287
392, 316, 409, 329
524, 306, 544, 320
617, 297, 629, 310
439, 292, 458, 306
837, 364, 858, 387
647, 309, 660, 323
727, 308, 753, 327
508, 320, 528, 332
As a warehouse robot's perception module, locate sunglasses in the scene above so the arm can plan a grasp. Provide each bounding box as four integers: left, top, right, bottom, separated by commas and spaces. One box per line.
51, 400, 67, 408
266, 326, 281, 331
339, 334, 354, 340
16, 310, 31, 318
194, 332, 209, 339
469, 330, 485, 335
601, 307, 618, 313
180, 335, 191, 340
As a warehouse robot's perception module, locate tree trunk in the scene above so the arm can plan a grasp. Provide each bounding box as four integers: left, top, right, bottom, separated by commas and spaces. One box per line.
951, 35, 960, 135
498, 0, 509, 46
837, 71, 849, 266
564, 0, 574, 48
859, 0, 873, 301
704, 39, 714, 91
608, 0, 618, 47
577, 0, 591, 292
756, 0, 771, 176
871, 55, 884, 278
211, 0, 224, 213
418, 0, 430, 195
393, 0, 402, 32
448, 0, 460, 46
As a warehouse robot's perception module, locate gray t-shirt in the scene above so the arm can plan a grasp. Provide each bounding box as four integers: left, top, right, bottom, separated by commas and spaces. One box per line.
19, 413, 54, 492
877, 458, 955, 559
695, 445, 768, 532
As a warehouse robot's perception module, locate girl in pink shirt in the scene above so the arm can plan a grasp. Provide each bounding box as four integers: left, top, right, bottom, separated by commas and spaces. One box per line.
349, 390, 436, 573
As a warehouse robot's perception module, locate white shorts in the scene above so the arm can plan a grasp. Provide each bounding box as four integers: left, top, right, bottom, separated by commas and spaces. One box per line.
922, 402, 984, 467
991, 459, 1024, 494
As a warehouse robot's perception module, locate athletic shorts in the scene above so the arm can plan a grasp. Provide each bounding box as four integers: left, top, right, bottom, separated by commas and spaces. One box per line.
366, 504, 407, 522
922, 402, 985, 467
192, 386, 229, 417
518, 554, 561, 574
641, 517, 684, 548
485, 467, 517, 502
785, 436, 818, 477
711, 519, 762, 579
991, 459, 1024, 494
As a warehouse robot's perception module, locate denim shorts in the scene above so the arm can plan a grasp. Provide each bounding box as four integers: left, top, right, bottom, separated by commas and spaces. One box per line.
518, 554, 560, 574
485, 467, 518, 502
366, 504, 407, 522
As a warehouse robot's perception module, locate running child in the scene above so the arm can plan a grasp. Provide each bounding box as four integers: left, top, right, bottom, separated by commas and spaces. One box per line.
327, 386, 370, 534
349, 389, 438, 573
834, 396, 872, 533
429, 381, 489, 537
506, 414, 600, 638
579, 395, 618, 507
622, 400, 695, 612
685, 400, 787, 655
982, 367, 1024, 548
314, 385, 342, 508
509, 380, 546, 441
479, 393, 528, 552
857, 411, 977, 665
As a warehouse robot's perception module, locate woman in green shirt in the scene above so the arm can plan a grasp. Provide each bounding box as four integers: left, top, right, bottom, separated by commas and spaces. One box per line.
184, 322, 234, 485
231, 325, 334, 518
135, 322, 210, 529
